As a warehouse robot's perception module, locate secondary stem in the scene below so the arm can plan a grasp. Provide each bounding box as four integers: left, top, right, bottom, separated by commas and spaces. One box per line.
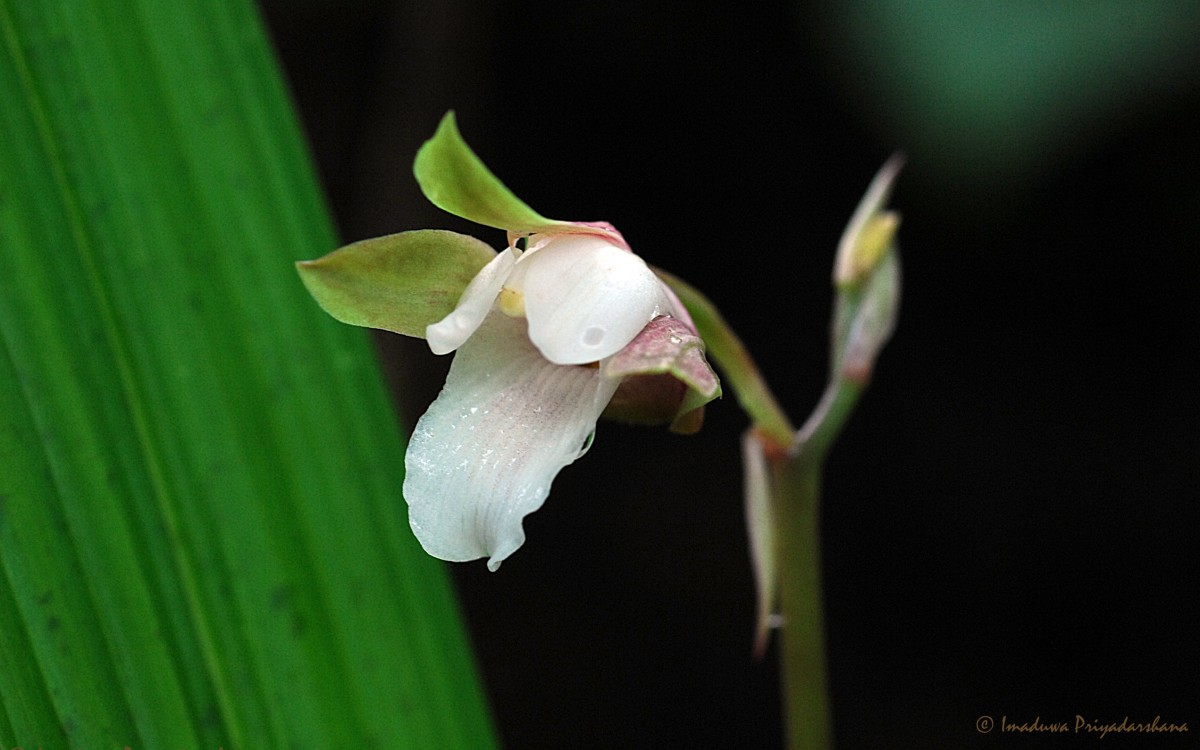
662, 246, 891, 750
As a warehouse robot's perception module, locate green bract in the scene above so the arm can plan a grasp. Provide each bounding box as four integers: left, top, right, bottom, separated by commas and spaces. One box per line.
296, 230, 495, 337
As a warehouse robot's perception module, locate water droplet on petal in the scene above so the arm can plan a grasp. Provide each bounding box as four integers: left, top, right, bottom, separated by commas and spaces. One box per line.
582, 326, 605, 347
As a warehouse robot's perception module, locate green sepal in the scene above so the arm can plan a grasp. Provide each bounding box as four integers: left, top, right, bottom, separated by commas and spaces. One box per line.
296, 229, 495, 337
654, 267, 795, 448
414, 111, 574, 236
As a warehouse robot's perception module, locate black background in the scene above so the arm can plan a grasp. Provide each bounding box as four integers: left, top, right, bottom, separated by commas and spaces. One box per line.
260, 1, 1198, 747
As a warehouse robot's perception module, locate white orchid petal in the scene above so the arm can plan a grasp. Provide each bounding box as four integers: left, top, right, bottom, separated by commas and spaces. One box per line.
513, 235, 668, 365
404, 312, 621, 571
425, 246, 517, 355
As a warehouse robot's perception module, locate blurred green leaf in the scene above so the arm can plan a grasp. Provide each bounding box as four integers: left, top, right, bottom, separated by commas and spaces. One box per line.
298, 230, 496, 338
815, 0, 1200, 183
0, 1, 495, 748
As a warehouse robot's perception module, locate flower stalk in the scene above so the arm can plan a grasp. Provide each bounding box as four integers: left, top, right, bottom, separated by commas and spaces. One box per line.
778, 159, 901, 750
773, 367, 870, 750
775, 448, 833, 750
674, 157, 902, 750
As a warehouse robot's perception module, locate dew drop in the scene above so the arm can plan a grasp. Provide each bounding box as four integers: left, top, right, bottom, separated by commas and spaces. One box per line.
582, 326, 605, 346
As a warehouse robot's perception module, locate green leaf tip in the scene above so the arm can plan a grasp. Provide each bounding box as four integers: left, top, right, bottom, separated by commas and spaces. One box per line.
414, 111, 563, 235
297, 229, 496, 337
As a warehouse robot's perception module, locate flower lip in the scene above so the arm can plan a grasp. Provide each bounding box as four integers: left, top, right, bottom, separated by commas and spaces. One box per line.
404, 311, 621, 571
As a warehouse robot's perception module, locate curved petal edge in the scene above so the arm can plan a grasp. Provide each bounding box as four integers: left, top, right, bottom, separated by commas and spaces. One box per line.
404, 312, 622, 570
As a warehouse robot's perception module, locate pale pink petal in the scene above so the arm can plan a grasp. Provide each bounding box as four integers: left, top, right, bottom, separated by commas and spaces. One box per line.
404, 311, 622, 570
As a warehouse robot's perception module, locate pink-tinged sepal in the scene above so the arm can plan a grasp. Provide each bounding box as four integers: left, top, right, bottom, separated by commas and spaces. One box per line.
603, 316, 721, 433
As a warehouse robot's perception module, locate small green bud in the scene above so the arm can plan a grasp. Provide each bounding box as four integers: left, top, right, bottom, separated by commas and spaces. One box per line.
834, 155, 904, 288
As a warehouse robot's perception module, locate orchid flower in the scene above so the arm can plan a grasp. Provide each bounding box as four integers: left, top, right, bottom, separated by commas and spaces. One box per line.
298, 112, 720, 570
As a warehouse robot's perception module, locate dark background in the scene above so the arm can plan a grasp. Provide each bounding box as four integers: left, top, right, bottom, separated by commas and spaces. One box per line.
260, 1, 1198, 747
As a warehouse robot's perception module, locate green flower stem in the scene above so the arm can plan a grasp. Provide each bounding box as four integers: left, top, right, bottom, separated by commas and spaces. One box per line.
776, 241, 895, 750
660, 187, 897, 750
665, 262, 881, 750
667, 274, 867, 749
776, 374, 864, 750
655, 268, 795, 449
776, 454, 831, 750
